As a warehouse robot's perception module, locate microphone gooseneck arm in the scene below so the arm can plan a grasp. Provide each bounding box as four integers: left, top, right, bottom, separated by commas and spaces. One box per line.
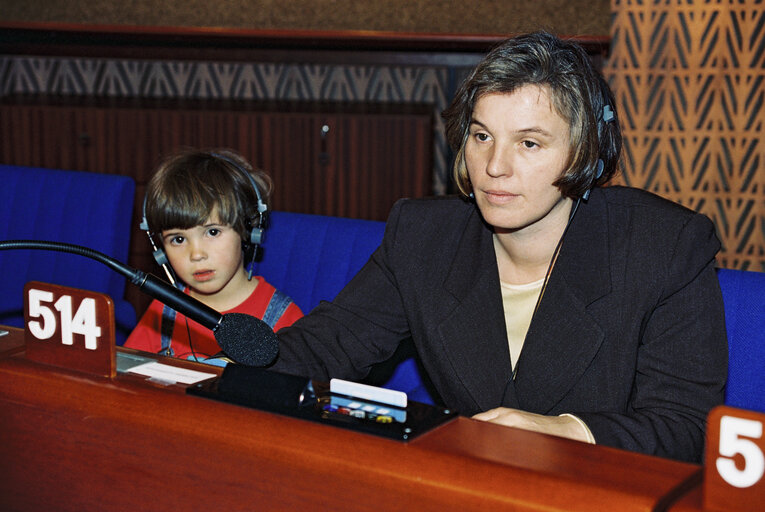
0, 240, 222, 331
133, 273, 221, 331
0, 240, 280, 366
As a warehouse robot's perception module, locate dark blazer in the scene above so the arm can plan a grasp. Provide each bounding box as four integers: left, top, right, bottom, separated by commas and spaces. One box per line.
275, 187, 728, 462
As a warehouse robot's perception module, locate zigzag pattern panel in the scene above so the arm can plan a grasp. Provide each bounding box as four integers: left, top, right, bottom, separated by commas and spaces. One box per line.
607, 1, 765, 271
0, 57, 453, 194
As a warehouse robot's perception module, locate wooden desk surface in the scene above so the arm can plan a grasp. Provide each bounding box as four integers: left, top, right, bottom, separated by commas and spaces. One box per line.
0, 328, 703, 512
0, 325, 24, 356
666, 486, 704, 511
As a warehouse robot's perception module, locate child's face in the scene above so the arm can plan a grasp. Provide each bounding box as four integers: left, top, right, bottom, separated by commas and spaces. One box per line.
160, 209, 248, 303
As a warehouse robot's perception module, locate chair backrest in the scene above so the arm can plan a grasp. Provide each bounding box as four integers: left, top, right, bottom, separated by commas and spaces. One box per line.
717, 267, 765, 413
250, 210, 436, 404
0, 164, 137, 342
251, 211, 387, 313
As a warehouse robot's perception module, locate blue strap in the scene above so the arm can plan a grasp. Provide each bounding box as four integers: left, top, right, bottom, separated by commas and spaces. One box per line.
195, 356, 229, 367
159, 303, 177, 357
262, 289, 293, 329
158, 281, 186, 357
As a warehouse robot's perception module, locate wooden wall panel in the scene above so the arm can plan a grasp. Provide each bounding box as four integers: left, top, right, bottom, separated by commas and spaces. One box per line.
0, 97, 432, 314
605, 1, 765, 271
0, 2, 610, 38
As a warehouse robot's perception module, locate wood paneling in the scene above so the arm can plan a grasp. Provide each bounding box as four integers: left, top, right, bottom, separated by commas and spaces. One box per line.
0, 95, 432, 315
605, 2, 765, 272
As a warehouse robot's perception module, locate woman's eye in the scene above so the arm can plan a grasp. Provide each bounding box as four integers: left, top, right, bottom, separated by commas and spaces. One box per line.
522, 140, 538, 149
474, 132, 490, 142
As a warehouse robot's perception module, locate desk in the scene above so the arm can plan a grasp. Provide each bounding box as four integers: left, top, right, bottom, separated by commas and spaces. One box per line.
0, 327, 703, 511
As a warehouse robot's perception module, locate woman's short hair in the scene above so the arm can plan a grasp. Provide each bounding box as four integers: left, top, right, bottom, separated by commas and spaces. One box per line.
145, 148, 273, 244
442, 31, 622, 199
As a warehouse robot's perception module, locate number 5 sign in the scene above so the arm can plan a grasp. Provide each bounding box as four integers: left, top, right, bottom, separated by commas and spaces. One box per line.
705, 405, 765, 511
24, 281, 116, 378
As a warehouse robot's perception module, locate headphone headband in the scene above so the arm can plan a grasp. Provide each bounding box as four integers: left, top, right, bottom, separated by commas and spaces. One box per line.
209, 151, 268, 221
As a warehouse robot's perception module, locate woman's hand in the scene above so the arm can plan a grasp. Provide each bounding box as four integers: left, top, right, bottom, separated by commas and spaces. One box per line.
472, 407, 595, 443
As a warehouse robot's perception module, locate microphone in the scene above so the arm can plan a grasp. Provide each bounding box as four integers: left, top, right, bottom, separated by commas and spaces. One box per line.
0, 240, 279, 366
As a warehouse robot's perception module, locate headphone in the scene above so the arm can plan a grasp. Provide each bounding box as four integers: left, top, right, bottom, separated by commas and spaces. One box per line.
582, 103, 615, 201
140, 151, 268, 285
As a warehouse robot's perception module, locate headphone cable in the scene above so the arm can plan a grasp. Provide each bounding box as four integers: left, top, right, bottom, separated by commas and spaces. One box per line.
511, 196, 583, 381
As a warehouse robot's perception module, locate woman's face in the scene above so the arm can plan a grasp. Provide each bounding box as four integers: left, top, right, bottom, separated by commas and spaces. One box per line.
465, 85, 573, 236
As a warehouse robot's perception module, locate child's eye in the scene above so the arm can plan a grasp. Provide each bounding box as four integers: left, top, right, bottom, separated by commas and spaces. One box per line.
169, 235, 185, 245
207, 228, 221, 237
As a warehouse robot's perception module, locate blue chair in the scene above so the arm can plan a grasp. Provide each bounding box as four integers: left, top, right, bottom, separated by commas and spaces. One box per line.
0, 164, 137, 343
717, 267, 765, 413
250, 210, 437, 404
251, 211, 387, 314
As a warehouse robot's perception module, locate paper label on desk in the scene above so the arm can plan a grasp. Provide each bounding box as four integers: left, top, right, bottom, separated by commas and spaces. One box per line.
330, 378, 407, 407
127, 362, 216, 385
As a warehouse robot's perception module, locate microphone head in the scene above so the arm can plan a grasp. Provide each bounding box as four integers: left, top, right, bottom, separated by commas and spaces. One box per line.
214, 313, 279, 366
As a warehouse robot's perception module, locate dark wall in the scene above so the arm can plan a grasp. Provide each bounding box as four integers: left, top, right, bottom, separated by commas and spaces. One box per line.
0, 0, 610, 36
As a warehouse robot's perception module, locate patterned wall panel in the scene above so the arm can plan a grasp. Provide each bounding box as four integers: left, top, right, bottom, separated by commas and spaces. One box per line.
605, 0, 765, 271
0, 56, 458, 194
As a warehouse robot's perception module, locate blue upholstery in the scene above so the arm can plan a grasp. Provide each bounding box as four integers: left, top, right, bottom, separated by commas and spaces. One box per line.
0, 164, 137, 343
251, 211, 436, 404
251, 211, 386, 314
717, 268, 765, 413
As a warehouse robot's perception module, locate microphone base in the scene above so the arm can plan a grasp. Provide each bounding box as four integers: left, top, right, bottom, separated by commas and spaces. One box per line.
186, 365, 457, 441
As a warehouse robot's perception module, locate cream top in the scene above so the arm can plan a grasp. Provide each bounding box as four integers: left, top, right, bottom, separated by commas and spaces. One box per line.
498, 277, 544, 369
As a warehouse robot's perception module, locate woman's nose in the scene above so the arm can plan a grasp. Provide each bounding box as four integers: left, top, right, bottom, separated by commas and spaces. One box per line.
486, 144, 514, 178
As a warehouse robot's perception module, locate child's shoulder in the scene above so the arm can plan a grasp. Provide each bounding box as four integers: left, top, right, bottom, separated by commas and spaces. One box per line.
241, 277, 303, 329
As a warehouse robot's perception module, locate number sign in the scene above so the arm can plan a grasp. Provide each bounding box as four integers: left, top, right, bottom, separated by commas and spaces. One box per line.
705, 405, 765, 511
24, 281, 116, 378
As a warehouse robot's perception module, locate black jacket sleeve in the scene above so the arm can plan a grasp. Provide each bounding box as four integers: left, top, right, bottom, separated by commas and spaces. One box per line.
574, 207, 728, 462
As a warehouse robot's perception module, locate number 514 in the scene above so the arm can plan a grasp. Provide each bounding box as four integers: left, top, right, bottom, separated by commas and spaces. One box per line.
27, 288, 102, 350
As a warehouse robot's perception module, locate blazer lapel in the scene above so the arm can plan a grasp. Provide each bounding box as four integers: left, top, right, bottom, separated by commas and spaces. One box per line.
513, 197, 612, 414
437, 208, 516, 412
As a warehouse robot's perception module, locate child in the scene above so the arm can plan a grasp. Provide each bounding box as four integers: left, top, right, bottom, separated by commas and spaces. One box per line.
125, 149, 303, 364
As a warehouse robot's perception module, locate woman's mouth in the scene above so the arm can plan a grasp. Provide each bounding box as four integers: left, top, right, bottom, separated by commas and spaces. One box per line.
484, 190, 519, 204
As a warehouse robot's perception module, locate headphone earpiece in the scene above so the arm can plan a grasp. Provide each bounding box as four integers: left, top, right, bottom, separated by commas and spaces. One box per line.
602, 104, 614, 124
249, 226, 264, 246
582, 104, 615, 201
152, 246, 170, 268
140, 196, 178, 285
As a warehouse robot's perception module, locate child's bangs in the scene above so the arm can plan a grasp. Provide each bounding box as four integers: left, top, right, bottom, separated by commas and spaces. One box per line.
152, 179, 237, 231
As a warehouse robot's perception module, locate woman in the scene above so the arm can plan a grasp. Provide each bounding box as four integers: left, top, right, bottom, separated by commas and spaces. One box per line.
273, 32, 727, 462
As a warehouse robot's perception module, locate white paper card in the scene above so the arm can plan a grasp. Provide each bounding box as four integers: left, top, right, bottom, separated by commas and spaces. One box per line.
127, 361, 217, 385
330, 378, 407, 408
